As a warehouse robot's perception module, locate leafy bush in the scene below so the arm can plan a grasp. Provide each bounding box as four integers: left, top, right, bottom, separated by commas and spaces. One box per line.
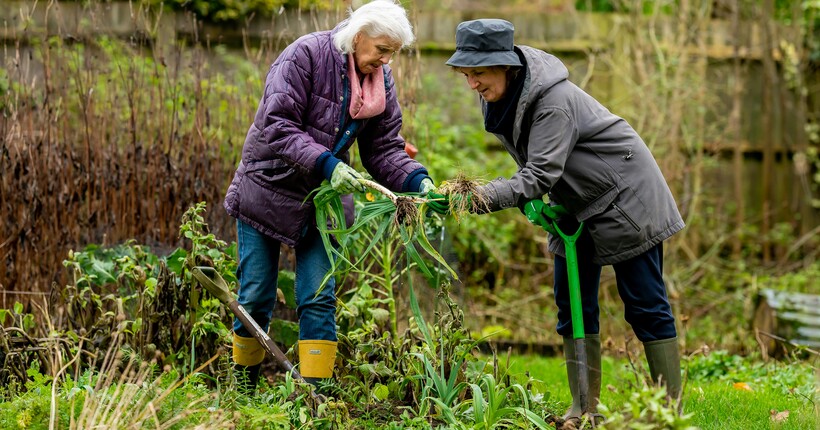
57, 203, 236, 369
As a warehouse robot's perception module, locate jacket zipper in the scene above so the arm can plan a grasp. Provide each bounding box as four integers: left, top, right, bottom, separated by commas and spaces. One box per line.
612, 203, 641, 231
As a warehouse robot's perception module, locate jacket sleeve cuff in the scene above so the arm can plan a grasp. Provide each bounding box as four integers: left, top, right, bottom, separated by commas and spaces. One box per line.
316, 152, 342, 180
402, 168, 430, 193
477, 178, 516, 213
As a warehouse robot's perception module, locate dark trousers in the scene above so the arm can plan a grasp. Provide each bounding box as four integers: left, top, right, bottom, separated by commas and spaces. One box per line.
553, 230, 677, 342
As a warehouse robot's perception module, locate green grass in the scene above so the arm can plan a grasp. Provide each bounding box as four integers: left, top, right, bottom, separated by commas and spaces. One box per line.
506, 352, 818, 429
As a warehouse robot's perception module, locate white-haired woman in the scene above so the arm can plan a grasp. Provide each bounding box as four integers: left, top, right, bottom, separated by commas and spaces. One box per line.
223, 0, 436, 392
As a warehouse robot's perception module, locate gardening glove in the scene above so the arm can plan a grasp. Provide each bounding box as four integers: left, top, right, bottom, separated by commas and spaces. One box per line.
524, 199, 567, 232
418, 178, 436, 195
330, 162, 366, 194
427, 192, 475, 215
524, 199, 551, 231
426, 191, 450, 215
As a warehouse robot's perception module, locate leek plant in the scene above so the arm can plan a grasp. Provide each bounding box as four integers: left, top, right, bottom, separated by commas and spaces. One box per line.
313, 179, 456, 284
313, 179, 458, 339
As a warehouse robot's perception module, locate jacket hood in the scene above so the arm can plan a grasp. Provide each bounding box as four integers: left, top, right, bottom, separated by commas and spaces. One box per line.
499, 45, 569, 146
518, 45, 569, 105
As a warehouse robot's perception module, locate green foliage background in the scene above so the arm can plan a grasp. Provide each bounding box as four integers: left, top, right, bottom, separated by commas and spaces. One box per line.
142, 0, 335, 22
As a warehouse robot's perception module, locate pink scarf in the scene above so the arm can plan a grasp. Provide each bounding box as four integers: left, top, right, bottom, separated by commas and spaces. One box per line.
347, 53, 385, 119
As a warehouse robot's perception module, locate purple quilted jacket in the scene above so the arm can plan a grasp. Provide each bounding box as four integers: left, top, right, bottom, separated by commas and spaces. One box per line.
224, 27, 429, 247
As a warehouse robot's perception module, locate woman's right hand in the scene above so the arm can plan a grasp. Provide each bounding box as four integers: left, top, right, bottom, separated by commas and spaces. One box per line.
330, 163, 366, 194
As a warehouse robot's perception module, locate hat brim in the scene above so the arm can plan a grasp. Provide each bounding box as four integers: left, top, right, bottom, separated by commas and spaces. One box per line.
445, 50, 522, 68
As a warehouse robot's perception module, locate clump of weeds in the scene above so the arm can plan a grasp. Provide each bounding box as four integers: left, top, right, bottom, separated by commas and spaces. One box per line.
437, 173, 490, 217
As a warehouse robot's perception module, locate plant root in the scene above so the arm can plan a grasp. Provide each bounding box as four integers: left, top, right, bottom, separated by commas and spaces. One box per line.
394, 196, 420, 227
438, 173, 490, 216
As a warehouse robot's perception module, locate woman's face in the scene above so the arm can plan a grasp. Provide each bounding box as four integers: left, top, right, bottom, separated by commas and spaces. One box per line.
457, 66, 509, 102
353, 33, 401, 75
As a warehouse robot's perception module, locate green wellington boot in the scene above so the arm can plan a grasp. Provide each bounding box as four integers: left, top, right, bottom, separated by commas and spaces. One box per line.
562, 334, 602, 419
644, 337, 682, 401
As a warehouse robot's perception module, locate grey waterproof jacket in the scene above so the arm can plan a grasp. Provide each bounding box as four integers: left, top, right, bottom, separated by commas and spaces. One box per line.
479, 46, 684, 264
224, 28, 428, 247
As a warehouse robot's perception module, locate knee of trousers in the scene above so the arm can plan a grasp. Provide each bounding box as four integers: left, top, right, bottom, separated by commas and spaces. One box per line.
297, 290, 336, 314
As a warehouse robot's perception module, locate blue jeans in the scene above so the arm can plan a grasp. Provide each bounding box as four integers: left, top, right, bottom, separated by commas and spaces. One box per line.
233, 220, 337, 341
553, 228, 676, 342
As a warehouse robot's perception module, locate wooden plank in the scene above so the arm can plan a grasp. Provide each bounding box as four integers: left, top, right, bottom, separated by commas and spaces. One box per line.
754, 288, 820, 358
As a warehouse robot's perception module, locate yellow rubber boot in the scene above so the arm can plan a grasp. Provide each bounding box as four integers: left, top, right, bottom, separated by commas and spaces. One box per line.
233, 334, 265, 393
299, 340, 337, 393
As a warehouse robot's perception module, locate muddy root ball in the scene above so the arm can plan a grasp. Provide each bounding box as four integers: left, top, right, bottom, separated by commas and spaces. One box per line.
394, 196, 420, 226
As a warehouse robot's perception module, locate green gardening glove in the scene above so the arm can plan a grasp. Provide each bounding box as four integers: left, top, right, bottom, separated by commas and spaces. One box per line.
524, 199, 552, 231
427, 191, 450, 215
330, 163, 366, 194
427, 191, 474, 215
524, 199, 568, 233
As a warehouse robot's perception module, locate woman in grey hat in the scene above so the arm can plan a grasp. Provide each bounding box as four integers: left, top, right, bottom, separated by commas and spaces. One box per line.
428, 19, 684, 418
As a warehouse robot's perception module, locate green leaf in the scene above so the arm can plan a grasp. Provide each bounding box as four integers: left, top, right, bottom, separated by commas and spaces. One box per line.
165, 248, 188, 274
373, 383, 389, 401
400, 228, 434, 279
89, 255, 117, 284
224, 242, 238, 259
368, 307, 390, 323
470, 382, 486, 422
269, 318, 299, 348
277, 270, 297, 309
408, 282, 434, 353
515, 407, 551, 429
413, 220, 458, 280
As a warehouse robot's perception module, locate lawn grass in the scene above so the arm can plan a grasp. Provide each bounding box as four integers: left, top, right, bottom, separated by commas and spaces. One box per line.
506, 352, 817, 429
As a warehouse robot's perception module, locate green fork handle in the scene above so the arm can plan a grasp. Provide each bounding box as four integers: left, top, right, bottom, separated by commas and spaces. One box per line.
550, 219, 589, 413
553, 221, 586, 341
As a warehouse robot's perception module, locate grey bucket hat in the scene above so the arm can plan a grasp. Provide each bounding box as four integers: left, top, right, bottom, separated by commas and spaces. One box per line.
446, 19, 522, 68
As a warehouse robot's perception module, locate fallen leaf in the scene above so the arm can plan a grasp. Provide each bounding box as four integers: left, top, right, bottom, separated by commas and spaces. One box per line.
733, 382, 753, 391
770, 409, 789, 423
559, 420, 578, 430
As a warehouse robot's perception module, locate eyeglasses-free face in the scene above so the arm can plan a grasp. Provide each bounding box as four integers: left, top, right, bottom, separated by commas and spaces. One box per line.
353, 33, 402, 75
455, 66, 511, 103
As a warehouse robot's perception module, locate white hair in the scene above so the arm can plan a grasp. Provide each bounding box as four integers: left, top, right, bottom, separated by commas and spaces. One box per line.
332, 0, 415, 54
